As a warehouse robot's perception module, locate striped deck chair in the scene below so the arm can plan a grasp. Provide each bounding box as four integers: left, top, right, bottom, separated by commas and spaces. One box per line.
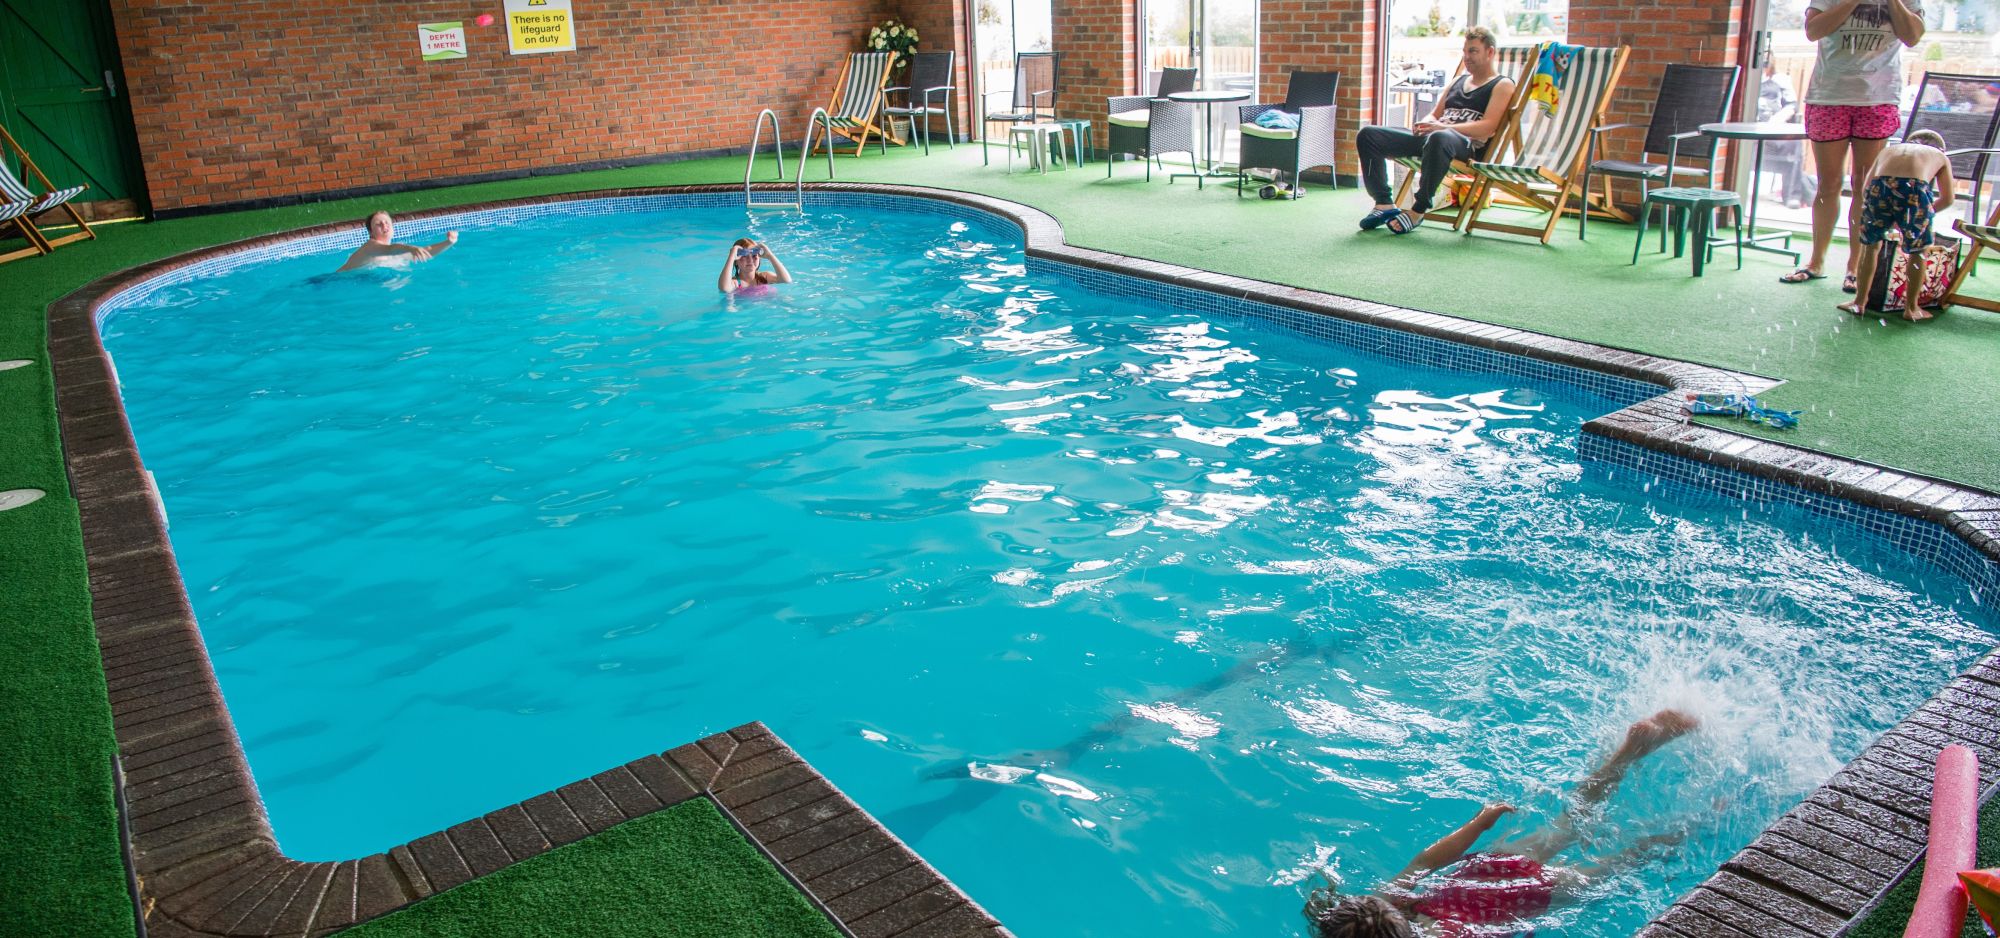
1462, 44, 1631, 244
1392, 44, 1544, 227
1942, 153, 2000, 313
0, 122, 94, 264
821, 52, 896, 157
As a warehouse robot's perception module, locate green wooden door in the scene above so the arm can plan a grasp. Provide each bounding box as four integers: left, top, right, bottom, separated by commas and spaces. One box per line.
0, 0, 145, 206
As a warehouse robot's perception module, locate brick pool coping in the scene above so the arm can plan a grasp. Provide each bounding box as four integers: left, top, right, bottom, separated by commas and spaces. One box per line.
46, 182, 2000, 937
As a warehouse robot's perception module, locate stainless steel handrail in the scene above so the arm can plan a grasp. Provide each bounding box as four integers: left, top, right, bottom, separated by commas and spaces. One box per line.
744, 108, 790, 209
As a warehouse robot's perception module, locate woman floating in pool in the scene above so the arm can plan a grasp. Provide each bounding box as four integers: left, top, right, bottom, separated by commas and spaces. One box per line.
1306, 709, 1700, 938
718, 237, 793, 294
337, 211, 457, 272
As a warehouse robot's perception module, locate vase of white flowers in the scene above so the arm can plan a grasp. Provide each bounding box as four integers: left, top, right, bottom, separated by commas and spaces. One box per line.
867, 19, 919, 72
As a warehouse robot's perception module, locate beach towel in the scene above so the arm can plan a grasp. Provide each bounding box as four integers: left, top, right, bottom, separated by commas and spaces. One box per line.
1527, 43, 1581, 116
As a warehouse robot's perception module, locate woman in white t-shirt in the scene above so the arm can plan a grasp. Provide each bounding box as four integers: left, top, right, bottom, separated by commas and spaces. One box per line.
1778, 0, 1924, 288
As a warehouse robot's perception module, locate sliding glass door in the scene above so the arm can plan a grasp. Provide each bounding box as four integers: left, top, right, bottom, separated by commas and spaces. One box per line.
1380, 0, 1566, 123
974, 0, 1054, 136
1141, 0, 1258, 159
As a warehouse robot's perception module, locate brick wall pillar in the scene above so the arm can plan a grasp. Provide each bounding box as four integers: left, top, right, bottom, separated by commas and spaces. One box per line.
1054, 0, 1137, 150
1258, 0, 1375, 180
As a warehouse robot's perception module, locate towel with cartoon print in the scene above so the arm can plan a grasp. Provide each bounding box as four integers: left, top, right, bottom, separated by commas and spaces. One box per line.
1528, 43, 1581, 115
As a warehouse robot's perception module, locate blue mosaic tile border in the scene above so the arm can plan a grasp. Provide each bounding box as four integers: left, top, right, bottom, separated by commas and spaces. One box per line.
1580, 433, 1999, 606
1027, 256, 1666, 410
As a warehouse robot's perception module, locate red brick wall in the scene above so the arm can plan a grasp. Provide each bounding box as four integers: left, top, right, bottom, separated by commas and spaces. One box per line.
109, 0, 917, 212
1258, 0, 1376, 178
1054, 0, 1137, 150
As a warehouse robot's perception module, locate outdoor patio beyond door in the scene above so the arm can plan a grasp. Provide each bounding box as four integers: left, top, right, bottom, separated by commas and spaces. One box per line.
1143, 0, 1258, 164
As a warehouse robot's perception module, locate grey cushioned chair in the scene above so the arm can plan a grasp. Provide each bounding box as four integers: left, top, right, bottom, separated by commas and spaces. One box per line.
1105, 67, 1198, 181
1900, 71, 2000, 229
982, 52, 1060, 166
885, 51, 957, 154
1578, 63, 1739, 240
1235, 70, 1340, 199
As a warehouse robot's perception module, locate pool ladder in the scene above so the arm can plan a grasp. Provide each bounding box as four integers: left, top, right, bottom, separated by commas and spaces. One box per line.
744, 108, 835, 211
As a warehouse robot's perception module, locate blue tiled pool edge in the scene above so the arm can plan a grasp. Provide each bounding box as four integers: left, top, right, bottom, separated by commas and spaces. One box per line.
49, 182, 2000, 938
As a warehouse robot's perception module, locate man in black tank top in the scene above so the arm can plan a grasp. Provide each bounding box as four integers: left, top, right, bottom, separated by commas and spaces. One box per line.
1357, 27, 1518, 234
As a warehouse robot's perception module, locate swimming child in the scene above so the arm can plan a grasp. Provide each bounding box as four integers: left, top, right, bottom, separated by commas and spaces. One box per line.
337, 211, 458, 272
1305, 709, 1701, 938
1839, 129, 1955, 321
718, 237, 793, 294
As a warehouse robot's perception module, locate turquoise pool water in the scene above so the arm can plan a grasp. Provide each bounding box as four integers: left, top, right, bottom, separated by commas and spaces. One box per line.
103, 199, 1993, 937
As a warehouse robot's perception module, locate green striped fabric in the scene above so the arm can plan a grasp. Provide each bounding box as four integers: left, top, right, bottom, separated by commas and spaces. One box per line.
833, 52, 892, 122
1393, 46, 1540, 172
1472, 45, 1621, 183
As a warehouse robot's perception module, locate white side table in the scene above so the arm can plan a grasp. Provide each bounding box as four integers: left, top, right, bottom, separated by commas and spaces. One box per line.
1007, 123, 1067, 175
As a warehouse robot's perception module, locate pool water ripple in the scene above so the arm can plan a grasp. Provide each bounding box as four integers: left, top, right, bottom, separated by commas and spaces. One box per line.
102, 203, 1994, 938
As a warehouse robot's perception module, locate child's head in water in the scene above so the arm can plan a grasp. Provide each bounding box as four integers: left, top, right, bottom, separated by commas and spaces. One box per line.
731, 237, 761, 280
1307, 894, 1413, 938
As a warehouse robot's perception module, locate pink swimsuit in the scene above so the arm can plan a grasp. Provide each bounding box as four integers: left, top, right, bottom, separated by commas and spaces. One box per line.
1410, 853, 1555, 937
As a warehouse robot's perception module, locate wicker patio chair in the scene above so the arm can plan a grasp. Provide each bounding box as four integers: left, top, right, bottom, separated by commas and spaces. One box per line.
1235, 70, 1339, 200
1105, 67, 1199, 181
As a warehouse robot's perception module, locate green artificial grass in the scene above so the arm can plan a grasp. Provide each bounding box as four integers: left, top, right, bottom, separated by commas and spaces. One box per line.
2, 142, 1997, 936
1847, 794, 2000, 938
342, 799, 844, 938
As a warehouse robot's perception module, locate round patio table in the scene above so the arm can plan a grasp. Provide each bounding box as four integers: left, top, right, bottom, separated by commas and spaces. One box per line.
1699, 121, 1810, 264
1166, 88, 1252, 189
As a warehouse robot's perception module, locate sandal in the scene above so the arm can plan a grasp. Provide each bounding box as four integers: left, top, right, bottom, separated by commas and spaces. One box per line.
1841, 273, 1857, 293
1778, 267, 1825, 284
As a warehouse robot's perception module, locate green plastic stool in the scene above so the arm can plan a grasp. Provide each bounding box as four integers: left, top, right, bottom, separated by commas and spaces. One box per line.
1632, 186, 1742, 277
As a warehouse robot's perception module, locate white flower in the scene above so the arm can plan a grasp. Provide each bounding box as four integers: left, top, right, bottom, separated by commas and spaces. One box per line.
870, 27, 881, 38
909, 29, 918, 40
889, 24, 902, 36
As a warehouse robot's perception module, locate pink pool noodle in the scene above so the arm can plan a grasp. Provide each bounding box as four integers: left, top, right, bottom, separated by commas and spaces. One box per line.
1904, 744, 1979, 938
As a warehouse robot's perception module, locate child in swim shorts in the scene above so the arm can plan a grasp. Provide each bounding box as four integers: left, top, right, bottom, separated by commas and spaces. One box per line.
1841, 129, 1955, 321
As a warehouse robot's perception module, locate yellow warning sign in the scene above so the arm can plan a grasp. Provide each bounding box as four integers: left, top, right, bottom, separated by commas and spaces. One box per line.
504, 0, 575, 55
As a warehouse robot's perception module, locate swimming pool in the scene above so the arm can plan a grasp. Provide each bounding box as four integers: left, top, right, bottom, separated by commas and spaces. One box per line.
97, 193, 1996, 937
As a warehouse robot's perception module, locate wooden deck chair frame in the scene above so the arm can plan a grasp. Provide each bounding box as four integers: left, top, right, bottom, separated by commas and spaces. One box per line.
0, 122, 95, 264
1941, 147, 2000, 313
1391, 43, 1546, 228
1461, 44, 1632, 245
819, 52, 898, 157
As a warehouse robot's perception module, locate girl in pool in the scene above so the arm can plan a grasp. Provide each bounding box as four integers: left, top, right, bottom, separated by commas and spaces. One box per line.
717, 237, 793, 294
1305, 709, 1700, 938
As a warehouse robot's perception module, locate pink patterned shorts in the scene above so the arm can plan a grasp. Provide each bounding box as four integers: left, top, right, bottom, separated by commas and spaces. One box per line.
1803, 103, 1902, 143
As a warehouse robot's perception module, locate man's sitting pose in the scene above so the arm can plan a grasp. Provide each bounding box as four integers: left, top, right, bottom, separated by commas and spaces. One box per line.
1357, 27, 1517, 234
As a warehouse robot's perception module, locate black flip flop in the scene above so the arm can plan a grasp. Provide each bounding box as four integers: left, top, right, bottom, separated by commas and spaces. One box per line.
1778, 268, 1826, 284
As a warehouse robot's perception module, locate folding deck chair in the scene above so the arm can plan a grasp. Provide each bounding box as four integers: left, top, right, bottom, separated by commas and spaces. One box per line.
1942, 146, 2000, 314
820, 52, 896, 157
1391, 44, 1545, 228
1462, 44, 1632, 244
0, 123, 94, 265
